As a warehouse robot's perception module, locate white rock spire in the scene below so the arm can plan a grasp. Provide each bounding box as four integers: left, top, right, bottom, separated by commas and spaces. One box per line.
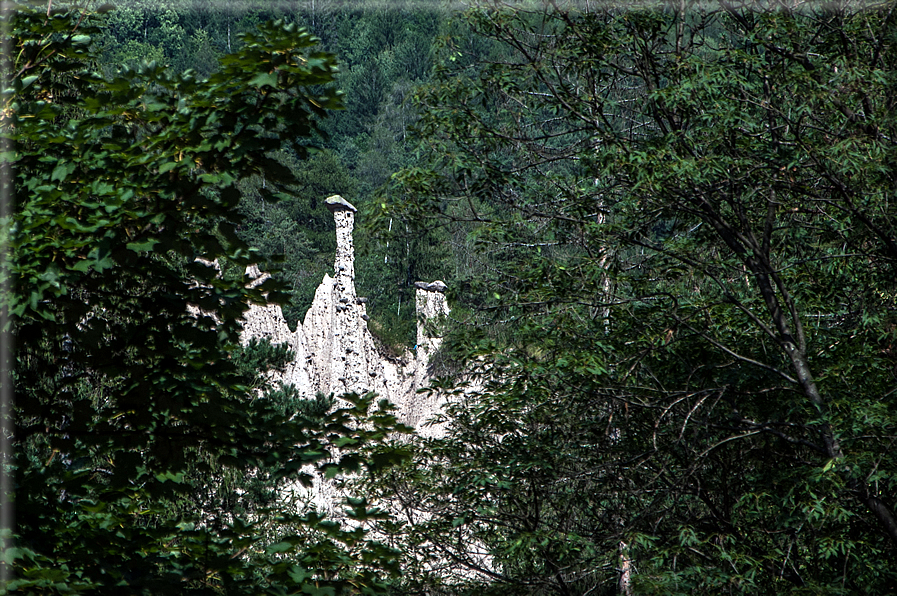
326, 195, 365, 397
239, 196, 456, 514
241, 195, 449, 434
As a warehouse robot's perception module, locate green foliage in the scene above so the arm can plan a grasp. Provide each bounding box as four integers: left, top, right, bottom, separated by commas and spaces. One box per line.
6, 5, 404, 593
85, 0, 453, 346
376, 1, 897, 594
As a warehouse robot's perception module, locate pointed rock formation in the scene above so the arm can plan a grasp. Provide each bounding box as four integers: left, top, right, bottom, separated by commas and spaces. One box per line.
240, 195, 449, 433
240, 196, 454, 513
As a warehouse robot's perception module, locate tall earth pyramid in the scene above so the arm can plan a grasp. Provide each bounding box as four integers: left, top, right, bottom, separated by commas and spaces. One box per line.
240, 195, 450, 439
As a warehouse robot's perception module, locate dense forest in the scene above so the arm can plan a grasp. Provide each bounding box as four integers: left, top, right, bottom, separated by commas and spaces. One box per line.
4, 0, 897, 595
95, 0, 450, 343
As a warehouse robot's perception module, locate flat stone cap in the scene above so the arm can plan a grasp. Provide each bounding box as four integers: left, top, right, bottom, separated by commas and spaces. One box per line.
414, 280, 447, 293
324, 194, 357, 213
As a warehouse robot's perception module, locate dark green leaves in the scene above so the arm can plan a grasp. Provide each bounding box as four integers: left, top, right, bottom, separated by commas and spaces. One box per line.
7, 6, 400, 595
378, 1, 897, 593
249, 71, 278, 89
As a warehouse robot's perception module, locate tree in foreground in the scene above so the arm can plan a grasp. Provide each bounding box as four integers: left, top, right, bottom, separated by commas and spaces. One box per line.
4, 5, 403, 594
377, 1, 897, 594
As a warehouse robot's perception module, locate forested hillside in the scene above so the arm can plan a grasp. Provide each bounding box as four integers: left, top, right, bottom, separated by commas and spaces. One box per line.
92, 0, 452, 345
5, 1, 897, 595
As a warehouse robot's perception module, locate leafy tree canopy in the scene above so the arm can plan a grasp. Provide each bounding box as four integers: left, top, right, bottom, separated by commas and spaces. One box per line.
377, 1, 897, 594
5, 4, 406, 593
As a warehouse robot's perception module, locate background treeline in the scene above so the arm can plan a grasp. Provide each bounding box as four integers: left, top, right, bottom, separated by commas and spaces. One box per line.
96, 0, 454, 345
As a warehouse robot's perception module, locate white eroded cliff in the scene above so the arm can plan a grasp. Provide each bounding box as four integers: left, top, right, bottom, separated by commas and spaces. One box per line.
240, 194, 449, 439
